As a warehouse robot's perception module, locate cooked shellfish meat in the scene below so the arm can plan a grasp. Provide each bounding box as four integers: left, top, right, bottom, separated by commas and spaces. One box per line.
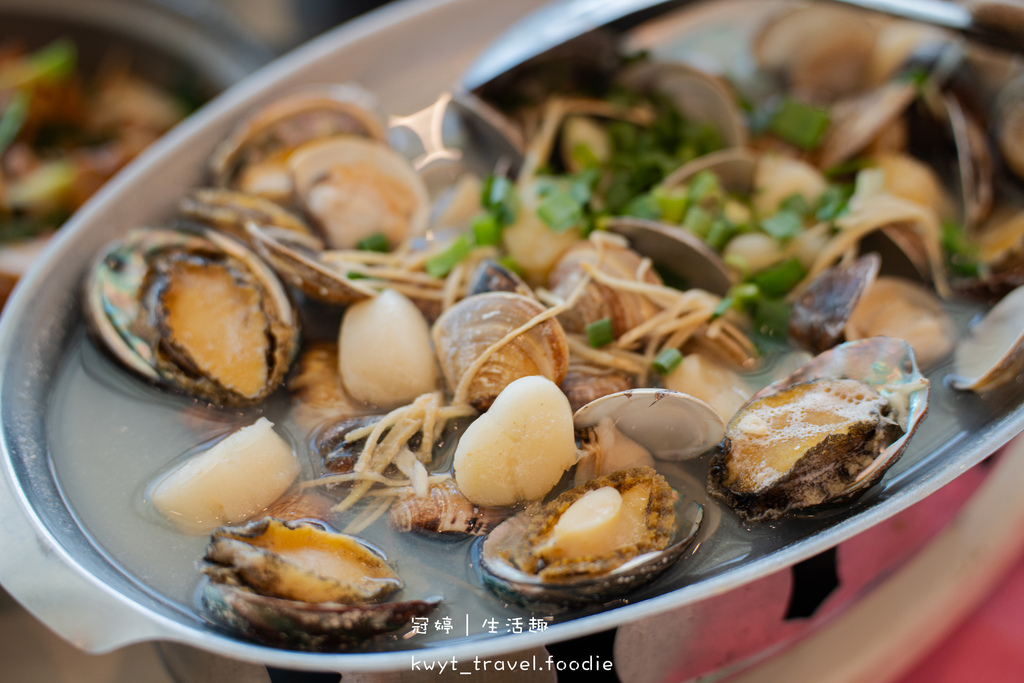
388, 478, 506, 536
199, 519, 441, 651
454, 375, 577, 507
203, 519, 400, 604
950, 284, 1024, 392
508, 466, 675, 582
339, 289, 439, 409
574, 416, 654, 484
150, 418, 300, 534
708, 378, 903, 521
85, 227, 298, 406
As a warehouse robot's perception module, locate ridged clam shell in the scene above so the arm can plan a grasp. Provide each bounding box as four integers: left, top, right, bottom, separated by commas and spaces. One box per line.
548, 240, 661, 338
388, 479, 506, 536
432, 292, 569, 410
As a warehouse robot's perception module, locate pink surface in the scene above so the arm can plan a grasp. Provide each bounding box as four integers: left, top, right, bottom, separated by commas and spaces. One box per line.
897, 546, 1024, 683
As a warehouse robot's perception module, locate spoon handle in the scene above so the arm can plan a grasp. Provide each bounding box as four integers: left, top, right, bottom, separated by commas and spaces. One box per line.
460, 0, 1024, 93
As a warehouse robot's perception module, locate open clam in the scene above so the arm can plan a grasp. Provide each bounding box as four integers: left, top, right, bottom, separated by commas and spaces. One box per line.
200, 518, 441, 651
478, 466, 702, 610
289, 136, 431, 250
603, 217, 735, 297
210, 84, 389, 199
85, 226, 299, 406
616, 61, 747, 148
790, 254, 881, 355
245, 222, 376, 305
573, 388, 725, 462
708, 338, 929, 521
949, 284, 1024, 392
179, 188, 316, 247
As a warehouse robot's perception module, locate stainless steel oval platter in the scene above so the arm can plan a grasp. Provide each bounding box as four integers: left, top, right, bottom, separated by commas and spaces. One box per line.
3, 0, 1024, 673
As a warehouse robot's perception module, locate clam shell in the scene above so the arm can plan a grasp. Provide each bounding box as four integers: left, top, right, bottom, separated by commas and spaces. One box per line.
616, 61, 747, 148
179, 188, 315, 247
548, 239, 663, 337
949, 284, 1024, 392
560, 364, 634, 413
844, 276, 955, 369
573, 388, 725, 461
604, 217, 735, 297
245, 222, 375, 305
431, 292, 569, 410
789, 253, 881, 355
753, 4, 881, 103
478, 467, 702, 610
660, 147, 757, 195
289, 136, 430, 251
210, 84, 389, 191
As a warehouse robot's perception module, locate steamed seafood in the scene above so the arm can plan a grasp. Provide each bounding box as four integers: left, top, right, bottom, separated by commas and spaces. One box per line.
200, 519, 440, 650
74, 0, 1024, 654
479, 467, 702, 608
85, 226, 299, 406
453, 375, 576, 507
150, 418, 300, 534
708, 339, 929, 521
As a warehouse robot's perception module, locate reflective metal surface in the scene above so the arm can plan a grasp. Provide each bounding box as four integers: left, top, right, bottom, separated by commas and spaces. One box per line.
2, 0, 1024, 674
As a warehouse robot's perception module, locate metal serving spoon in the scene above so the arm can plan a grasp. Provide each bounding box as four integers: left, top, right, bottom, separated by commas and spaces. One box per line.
460, 0, 1024, 93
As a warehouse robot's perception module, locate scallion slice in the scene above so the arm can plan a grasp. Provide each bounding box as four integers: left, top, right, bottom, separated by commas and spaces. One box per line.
586, 317, 614, 348
652, 348, 683, 375
425, 236, 470, 278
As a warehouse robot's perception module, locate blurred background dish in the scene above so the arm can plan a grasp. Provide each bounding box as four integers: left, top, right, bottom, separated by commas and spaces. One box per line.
0, 0, 276, 307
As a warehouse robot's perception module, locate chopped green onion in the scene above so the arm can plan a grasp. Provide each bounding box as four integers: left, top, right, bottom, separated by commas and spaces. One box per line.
0, 39, 77, 89
750, 257, 807, 297
356, 232, 389, 252
498, 255, 525, 277
471, 213, 502, 246
653, 185, 689, 224
346, 271, 370, 280
425, 236, 471, 278
942, 220, 981, 277
0, 91, 30, 155
621, 193, 662, 220
769, 99, 831, 151
706, 217, 737, 252
779, 193, 811, 217
688, 170, 723, 206
481, 175, 518, 226
815, 184, 854, 222
682, 204, 714, 238
537, 187, 584, 233
586, 317, 614, 348
723, 253, 751, 278
759, 210, 803, 243
728, 283, 761, 308
652, 347, 683, 375
711, 297, 733, 320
